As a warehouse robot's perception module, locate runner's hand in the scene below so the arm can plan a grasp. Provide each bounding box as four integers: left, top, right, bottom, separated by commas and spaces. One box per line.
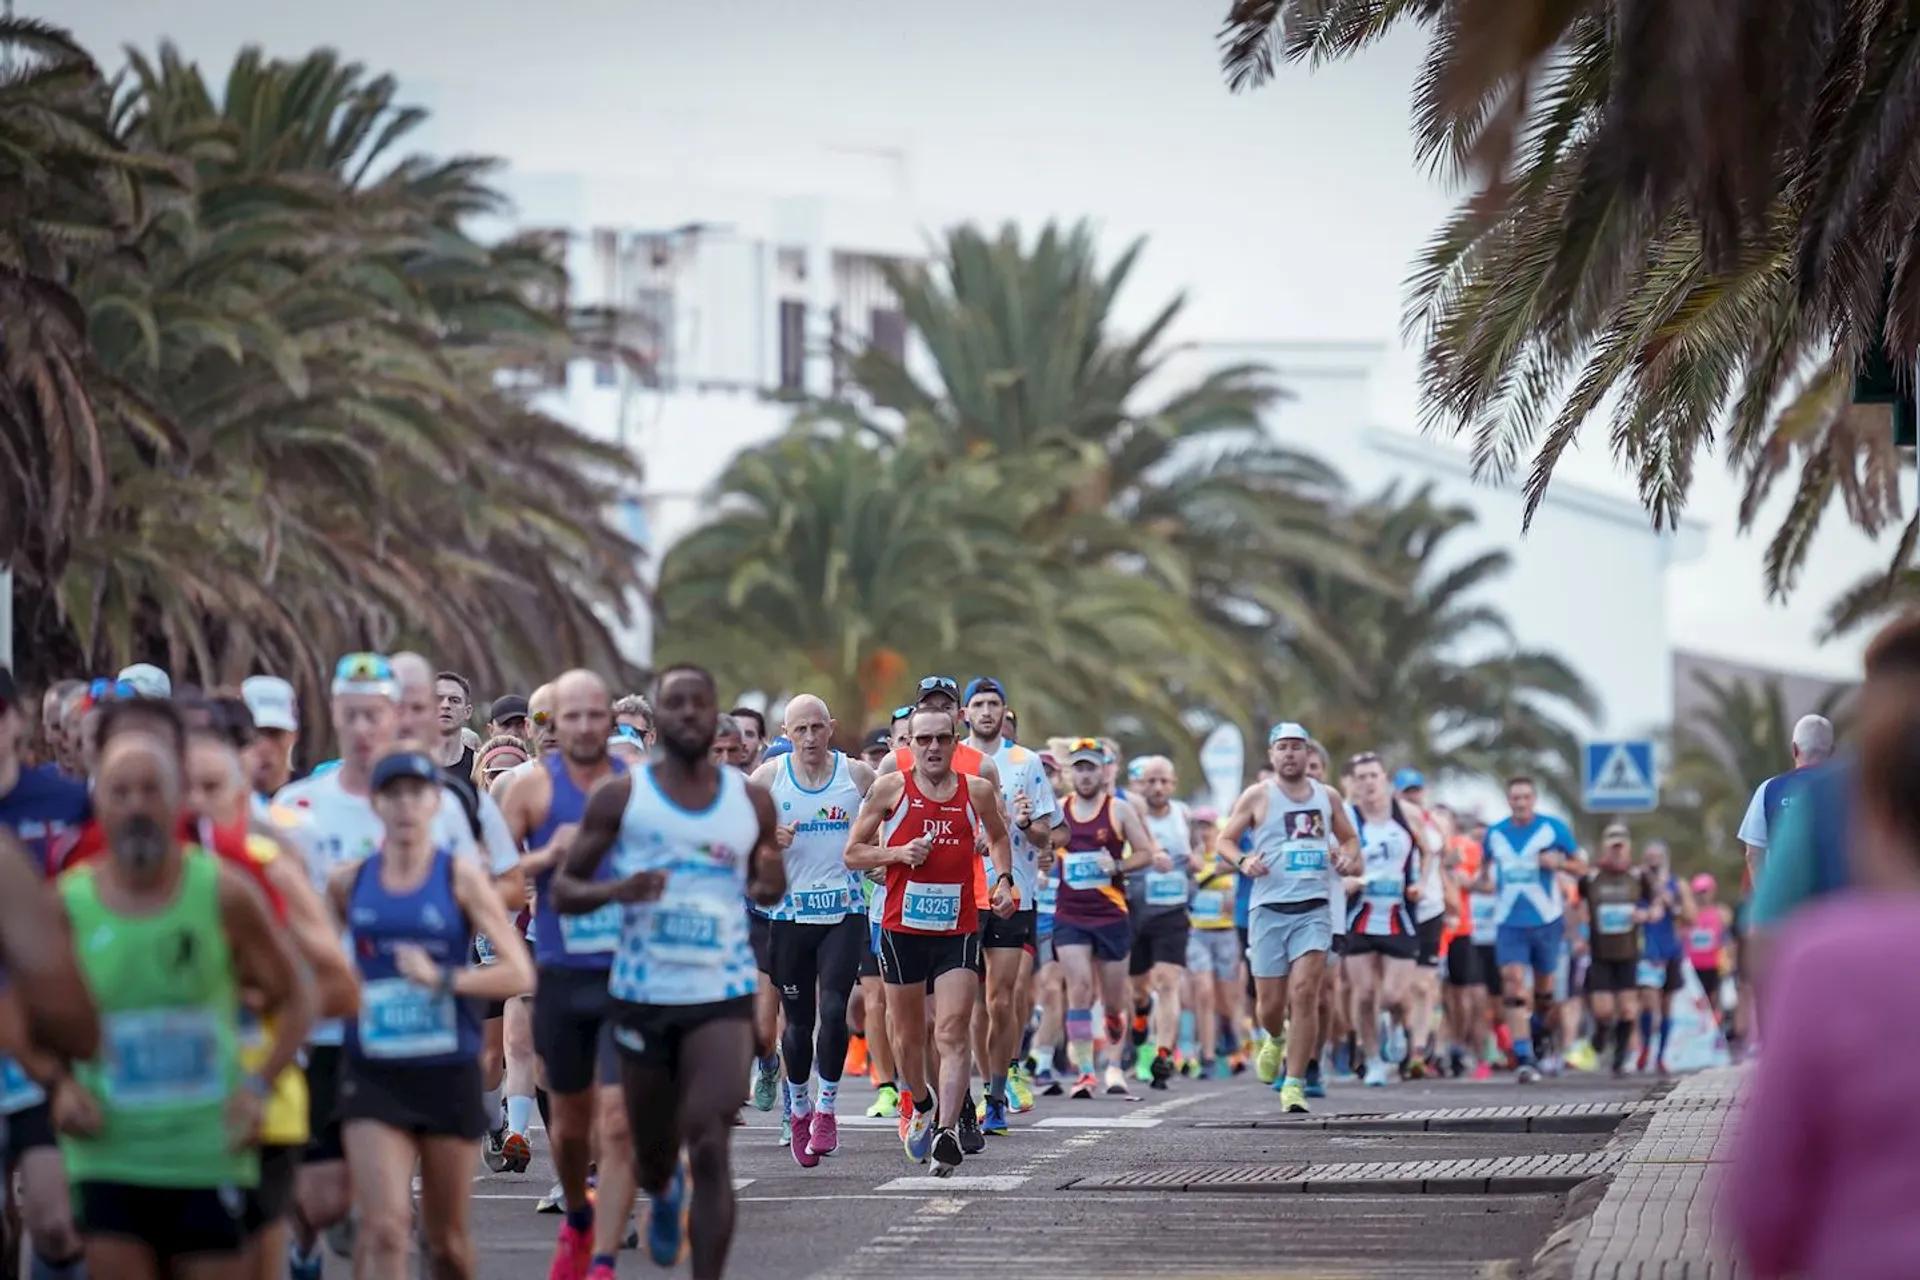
1151, 851, 1174, 873
774, 824, 796, 851
1013, 793, 1033, 826
991, 884, 1016, 917
1333, 848, 1361, 876
51, 1078, 101, 1138
1406, 884, 1423, 903
897, 837, 932, 868
393, 943, 442, 989
1037, 846, 1055, 872
226, 1085, 264, 1150
611, 870, 669, 903
1240, 854, 1271, 878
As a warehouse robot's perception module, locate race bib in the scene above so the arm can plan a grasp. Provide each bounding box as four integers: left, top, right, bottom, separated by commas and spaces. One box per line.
900, 882, 963, 932
1689, 928, 1716, 952
560, 904, 623, 955
1595, 902, 1636, 935
1063, 851, 1109, 890
1636, 959, 1667, 989
1282, 841, 1327, 873
647, 899, 731, 967
1190, 889, 1226, 920
1035, 876, 1058, 915
103, 1008, 224, 1107
1469, 892, 1499, 944
1145, 872, 1189, 907
0, 1056, 45, 1114
358, 977, 457, 1059
1364, 875, 1403, 903
789, 885, 852, 924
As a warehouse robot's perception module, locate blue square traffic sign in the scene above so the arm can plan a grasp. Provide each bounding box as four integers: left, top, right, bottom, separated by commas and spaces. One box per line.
1583, 740, 1658, 813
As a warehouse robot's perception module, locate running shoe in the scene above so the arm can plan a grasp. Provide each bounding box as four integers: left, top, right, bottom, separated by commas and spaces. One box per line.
1007, 1067, 1035, 1113
1255, 1038, 1284, 1085
867, 1083, 901, 1118
1566, 1041, 1598, 1073
808, 1111, 839, 1157
790, 1112, 819, 1168
484, 1125, 510, 1173
1149, 1048, 1174, 1090
502, 1130, 533, 1174
903, 1109, 935, 1164
288, 1245, 323, 1280
1133, 1042, 1156, 1082
844, 1034, 870, 1079
1069, 1073, 1096, 1100
1384, 1018, 1408, 1066
1104, 1065, 1130, 1095
549, 1219, 593, 1280
982, 1097, 1010, 1135
1448, 1048, 1467, 1079
958, 1101, 986, 1154
778, 1113, 791, 1148
1303, 1059, 1326, 1099
646, 1163, 687, 1267
1278, 1081, 1310, 1114
587, 1263, 617, 1280
1363, 1058, 1390, 1088
752, 1056, 780, 1111
536, 1181, 565, 1214
1516, 1063, 1541, 1085
1472, 1060, 1493, 1081
930, 1127, 964, 1178
1040, 1069, 1066, 1097
1330, 1041, 1353, 1078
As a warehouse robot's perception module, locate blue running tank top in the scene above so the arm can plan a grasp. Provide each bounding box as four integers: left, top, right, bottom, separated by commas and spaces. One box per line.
345, 847, 479, 1065
532, 753, 629, 969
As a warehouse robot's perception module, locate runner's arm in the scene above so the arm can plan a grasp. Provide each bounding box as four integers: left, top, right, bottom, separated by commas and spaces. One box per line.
845, 774, 909, 870
220, 863, 315, 1091
549, 775, 638, 913
0, 838, 99, 1060
745, 782, 786, 907
476, 789, 526, 909
1110, 798, 1158, 872
847, 759, 878, 796
448, 857, 536, 1002
1328, 800, 1361, 876
256, 833, 360, 1018
1213, 784, 1264, 871
969, 775, 1014, 886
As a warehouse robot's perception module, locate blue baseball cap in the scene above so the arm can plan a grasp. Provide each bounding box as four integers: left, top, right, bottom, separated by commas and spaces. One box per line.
1393, 768, 1426, 792
963, 676, 1005, 704
763, 735, 794, 761
371, 750, 440, 792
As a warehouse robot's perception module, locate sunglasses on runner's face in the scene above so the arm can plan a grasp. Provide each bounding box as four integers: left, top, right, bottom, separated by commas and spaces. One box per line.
530, 709, 553, 728
333, 653, 394, 683
911, 731, 955, 748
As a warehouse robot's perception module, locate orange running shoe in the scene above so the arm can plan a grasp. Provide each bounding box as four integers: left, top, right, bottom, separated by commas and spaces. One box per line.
844, 1033, 870, 1079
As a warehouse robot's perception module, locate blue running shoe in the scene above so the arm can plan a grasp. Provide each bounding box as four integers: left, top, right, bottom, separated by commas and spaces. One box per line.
288, 1245, 323, 1280
982, 1098, 1010, 1136
904, 1108, 935, 1164
647, 1163, 687, 1267
1303, 1059, 1326, 1099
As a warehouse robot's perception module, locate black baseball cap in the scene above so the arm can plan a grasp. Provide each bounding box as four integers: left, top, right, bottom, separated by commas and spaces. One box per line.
490, 695, 529, 723
371, 750, 441, 792
862, 727, 892, 752
915, 675, 960, 705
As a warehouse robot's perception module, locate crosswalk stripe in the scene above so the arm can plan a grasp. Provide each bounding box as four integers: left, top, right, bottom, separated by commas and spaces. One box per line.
1033, 1116, 1160, 1128
874, 1175, 1029, 1191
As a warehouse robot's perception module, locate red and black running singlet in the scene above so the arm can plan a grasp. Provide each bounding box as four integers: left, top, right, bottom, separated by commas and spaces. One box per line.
880, 769, 982, 936
1056, 794, 1128, 925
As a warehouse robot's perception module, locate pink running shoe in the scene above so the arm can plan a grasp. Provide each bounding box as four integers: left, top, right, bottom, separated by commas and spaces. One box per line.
790, 1111, 819, 1168
1471, 1060, 1493, 1080
807, 1110, 839, 1157
548, 1219, 592, 1280
585, 1264, 617, 1280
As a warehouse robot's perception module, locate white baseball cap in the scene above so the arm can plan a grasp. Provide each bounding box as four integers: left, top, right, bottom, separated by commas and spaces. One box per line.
117, 662, 171, 699
242, 675, 299, 732
1267, 721, 1311, 745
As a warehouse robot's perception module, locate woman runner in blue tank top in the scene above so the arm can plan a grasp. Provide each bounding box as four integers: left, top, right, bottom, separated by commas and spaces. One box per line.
327, 751, 534, 1280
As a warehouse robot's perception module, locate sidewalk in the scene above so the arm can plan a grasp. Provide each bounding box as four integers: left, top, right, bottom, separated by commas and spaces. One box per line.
1572, 1065, 1745, 1279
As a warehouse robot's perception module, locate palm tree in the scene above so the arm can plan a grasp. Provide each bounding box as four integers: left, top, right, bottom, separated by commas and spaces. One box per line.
1213, 1, 1919, 598
1285, 484, 1598, 807
8, 36, 645, 723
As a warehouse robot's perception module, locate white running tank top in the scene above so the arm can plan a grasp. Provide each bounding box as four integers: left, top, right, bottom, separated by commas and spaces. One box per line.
1248, 779, 1341, 909
609, 764, 761, 1006
765, 752, 862, 924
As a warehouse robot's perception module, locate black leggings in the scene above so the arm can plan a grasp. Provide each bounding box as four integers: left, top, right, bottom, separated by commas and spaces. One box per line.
771, 916, 866, 1084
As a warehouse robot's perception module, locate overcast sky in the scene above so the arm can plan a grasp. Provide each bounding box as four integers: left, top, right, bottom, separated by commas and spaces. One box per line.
58, 0, 1902, 681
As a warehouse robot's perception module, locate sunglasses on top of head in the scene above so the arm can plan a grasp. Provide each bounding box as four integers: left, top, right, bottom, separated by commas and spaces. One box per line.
917, 676, 959, 696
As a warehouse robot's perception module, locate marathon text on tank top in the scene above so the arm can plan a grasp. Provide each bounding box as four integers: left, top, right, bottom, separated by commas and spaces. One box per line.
532, 753, 630, 967
609, 764, 761, 1007
1056, 794, 1128, 924
880, 769, 981, 936
1248, 778, 1339, 909
768, 751, 863, 924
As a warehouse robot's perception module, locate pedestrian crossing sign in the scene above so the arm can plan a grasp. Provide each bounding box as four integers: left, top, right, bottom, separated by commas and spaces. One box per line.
1582, 740, 1658, 813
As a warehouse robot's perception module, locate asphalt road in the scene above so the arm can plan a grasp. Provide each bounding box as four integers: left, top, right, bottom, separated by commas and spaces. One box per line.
308, 1066, 1656, 1278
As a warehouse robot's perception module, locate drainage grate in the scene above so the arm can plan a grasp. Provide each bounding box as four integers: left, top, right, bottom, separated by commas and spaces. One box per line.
1199, 1101, 1654, 1134
1064, 1150, 1620, 1195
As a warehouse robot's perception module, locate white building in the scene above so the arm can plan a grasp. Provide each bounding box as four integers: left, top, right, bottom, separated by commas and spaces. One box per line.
520, 173, 1705, 743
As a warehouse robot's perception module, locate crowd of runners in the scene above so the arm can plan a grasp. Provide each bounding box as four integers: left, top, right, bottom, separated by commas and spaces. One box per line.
0, 654, 1760, 1280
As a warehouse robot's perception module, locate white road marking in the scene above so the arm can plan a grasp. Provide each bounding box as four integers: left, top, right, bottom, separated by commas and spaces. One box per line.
874, 1175, 1029, 1192
1033, 1116, 1160, 1128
